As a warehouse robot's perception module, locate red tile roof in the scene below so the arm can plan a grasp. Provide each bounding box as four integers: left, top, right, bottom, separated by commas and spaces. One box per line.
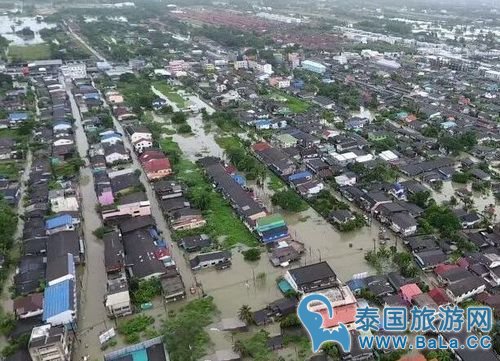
428, 287, 451, 306
400, 283, 422, 302
252, 142, 271, 152
143, 158, 171, 173
319, 303, 357, 329
139, 150, 166, 163
434, 263, 459, 276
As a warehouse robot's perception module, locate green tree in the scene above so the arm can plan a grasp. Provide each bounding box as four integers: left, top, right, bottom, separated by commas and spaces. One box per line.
232, 340, 248, 357
238, 304, 254, 325
408, 190, 432, 208
172, 112, 187, 124
271, 190, 308, 212
242, 248, 261, 262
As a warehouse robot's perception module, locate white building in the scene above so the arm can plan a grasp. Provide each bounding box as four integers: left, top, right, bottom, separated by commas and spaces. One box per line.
29, 324, 71, 361
105, 274, 133, 318
301, 60, 326, 74
61, 63, 87, 80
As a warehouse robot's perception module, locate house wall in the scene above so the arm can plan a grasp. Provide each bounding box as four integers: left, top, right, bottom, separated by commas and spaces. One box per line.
18, 308, 43, 319
105, 153, 130, 164
130, 133, 152, 143
102, 202, 151, 220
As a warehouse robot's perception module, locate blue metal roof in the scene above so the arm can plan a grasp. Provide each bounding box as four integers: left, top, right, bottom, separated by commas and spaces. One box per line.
260, 226, 289, 243
255, 119, 271, 126
43, 279, 74, 321
8, 112, 28, 121
46, 214, 73, 229
288, 171, 312, 181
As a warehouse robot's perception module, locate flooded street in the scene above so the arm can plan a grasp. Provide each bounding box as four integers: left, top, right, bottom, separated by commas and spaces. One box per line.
171, 114, 225, 161
67, 84, 109, 361
0, 16, 55, 45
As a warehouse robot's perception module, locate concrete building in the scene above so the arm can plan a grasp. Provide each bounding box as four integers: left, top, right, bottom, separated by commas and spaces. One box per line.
105, 273, 132, 318
61, 63, 87, 80
29, 324, 71, 361
301, 60, 326, 74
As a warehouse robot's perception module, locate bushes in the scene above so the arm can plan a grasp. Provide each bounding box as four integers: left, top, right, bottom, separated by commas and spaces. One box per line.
271, 190, 309, 212
118, 315, 155, 344
163, 297, 216, 361
130, 278, 162, 305
242, 248, 261, 262
452, 172, 470, 183
171, 112, 187, 124
93, 226, 112, 239
177, 123, 192, 134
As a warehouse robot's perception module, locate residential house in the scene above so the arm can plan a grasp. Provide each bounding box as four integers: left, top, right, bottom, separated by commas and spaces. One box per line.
133, 138, 153, 153
104, 143, 130, 165
399, 283, 422, 304
445, 277, 486, 303
123, 229, 165, 280
46, 253, 76, 286
28, 324, 71, 361
100, 132, 123, 146
330, 210, 356, 225
389, 213, 417, 236
103, 231, 125, 274
13, 293, 44, 319
127, 126, 152, 144
190, 250, 232, 270
179, 234, 212, 252
45, 214, 76, 235
284, 261, 338, 294
42, 279, 77, 326
139, 150, 172, 180
171, 208, 206, 231
154, 180, 183, 200
102, 192, 151, 221
105, 275, 132, 318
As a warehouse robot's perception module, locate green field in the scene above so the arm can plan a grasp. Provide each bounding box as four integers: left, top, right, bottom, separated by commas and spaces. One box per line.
8, 44, 52, 61
268, 90, 310, 113
152, 81, 186, 108
160, 138, 258, 247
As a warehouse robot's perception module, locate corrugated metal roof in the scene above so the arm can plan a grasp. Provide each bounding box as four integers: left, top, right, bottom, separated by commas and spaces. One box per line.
43, 280, 74, 320
45, 214, 73, 229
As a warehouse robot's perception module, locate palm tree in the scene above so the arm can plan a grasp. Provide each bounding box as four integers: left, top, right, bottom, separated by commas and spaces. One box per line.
238, 304, 253, 325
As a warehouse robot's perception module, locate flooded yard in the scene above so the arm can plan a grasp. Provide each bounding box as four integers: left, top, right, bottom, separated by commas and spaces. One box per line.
431, 180, 499, 219
0, 16, 55, 45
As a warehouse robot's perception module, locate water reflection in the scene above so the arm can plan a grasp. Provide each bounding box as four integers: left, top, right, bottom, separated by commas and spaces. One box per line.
0, 16, 56, 45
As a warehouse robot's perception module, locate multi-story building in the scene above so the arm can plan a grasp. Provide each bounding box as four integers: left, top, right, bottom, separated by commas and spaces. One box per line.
60, 63, 87, 80
284, 262, 358, 329
301, 60, 326, 74
105, 272, 133, 318
28, 324, 71, 361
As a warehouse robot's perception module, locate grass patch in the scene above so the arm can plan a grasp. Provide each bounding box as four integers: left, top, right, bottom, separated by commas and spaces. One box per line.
8, 44, 51, 61
153, 81, 186, 108
160, 138, 258, 247
0, 162, 22, 180
268, 90, 310, 113
268, 173, 286, 192
163, 297, 217, 361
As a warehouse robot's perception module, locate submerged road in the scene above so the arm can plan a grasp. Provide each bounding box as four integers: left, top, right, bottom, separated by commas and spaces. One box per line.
67, 81, 109, 361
